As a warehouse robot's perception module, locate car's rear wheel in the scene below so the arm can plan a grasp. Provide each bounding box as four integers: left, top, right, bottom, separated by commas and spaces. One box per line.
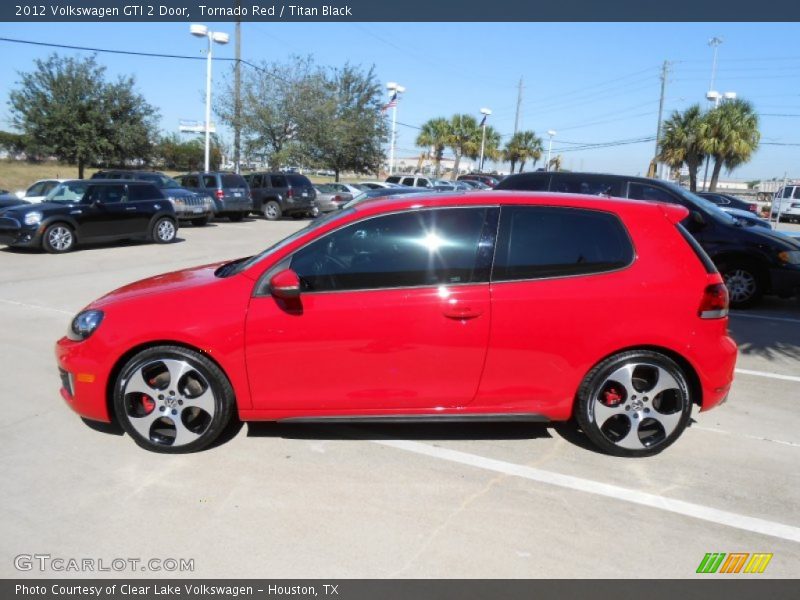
575, 350, 692, 457
151, 217, 177, 244
42, 223, 76, 253
264, 200, 282, 221
191, 217, 209, 227
113, 346, 234, 453
720, 261, 764, 308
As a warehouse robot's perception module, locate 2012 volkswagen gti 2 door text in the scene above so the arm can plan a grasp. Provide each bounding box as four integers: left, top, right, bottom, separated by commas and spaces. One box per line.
56, 192, 737, 456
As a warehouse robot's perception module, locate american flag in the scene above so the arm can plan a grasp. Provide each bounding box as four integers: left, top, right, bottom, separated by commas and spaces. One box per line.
381, 91, 398, 112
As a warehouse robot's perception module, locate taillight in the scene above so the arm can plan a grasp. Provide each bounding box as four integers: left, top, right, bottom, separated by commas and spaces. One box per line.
699, 283, 729, 319
332, 195, 342, 203
215, 189, 224, 200
749, 203, 757, 213
287, 189, 294, 199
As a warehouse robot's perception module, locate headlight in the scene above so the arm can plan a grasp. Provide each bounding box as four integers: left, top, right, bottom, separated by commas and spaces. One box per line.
67, 310, 104, 341
778, 250, 800, 265
24, 211, 43, 226
167, 196, 185, 207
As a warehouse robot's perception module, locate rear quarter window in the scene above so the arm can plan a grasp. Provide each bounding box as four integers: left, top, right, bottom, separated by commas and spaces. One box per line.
222, 174, 247, 188
493, 206, 634, 281
287, 175, 312, 188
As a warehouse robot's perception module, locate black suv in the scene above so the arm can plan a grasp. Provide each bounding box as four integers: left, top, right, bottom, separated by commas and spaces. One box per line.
175, 172, 253, 222
496, 171, 800, 308
244, 172, 316, 220
0, 179, 178, 253
92, 170, 214, 226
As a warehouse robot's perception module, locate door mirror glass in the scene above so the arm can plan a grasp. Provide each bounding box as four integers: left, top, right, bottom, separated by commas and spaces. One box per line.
692, 211, 706, 226
270, 269, 301, 299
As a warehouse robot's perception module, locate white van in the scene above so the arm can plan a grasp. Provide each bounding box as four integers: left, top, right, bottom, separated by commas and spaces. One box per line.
772, 185, 800, 223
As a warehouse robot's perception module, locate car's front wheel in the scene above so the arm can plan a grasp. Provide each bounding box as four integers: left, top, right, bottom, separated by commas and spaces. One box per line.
575, 350, 692, 457
113, 346, 234, 453
42, 223, 76, 253
151, 217, 177, 244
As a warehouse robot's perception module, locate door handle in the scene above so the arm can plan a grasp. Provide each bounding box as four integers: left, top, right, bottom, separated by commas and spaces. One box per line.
126, 207, 137, 211
443, 306, 483, 320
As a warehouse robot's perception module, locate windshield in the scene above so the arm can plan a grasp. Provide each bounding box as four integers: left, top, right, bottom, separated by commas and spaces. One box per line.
660, 181, 738, 226
44, 181, 89, 204
220, 209, 357, 277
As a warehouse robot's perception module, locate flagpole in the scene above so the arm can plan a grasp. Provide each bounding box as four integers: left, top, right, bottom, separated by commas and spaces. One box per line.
479, 108, 492, 173
385, 82, 404, 176
390, 103, 397, 176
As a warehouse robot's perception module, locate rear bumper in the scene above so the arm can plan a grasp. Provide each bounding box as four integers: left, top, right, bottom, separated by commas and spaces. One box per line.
215, 197, 254, 214
693, 332, 738, 412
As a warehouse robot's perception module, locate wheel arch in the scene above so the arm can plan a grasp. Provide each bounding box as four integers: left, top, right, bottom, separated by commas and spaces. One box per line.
104, 339, 237, 423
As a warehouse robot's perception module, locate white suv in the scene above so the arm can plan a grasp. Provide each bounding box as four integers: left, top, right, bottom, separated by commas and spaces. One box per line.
772, 185, 800, 223
385, 175, 434, 188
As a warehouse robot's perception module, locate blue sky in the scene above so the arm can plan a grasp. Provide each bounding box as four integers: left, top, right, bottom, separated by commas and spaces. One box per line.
1, 21, 798, 180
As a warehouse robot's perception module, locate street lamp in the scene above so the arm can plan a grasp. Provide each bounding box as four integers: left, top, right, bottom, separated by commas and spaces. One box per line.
478, 108, 492, 173
190, 24, 229, 173
545, 130, 556, 172
386, 82, 405, 175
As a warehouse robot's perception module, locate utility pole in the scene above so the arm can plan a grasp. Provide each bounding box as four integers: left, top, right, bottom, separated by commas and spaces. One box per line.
652, 60, 670, 179
233, 6, 241, 174
513, 77, 524, 135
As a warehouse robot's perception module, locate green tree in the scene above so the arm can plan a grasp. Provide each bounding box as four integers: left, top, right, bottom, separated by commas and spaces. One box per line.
416, 117, 451, 177
0, 131, 26, 156
8, 54, 159, 178
447, 114, 480, 180
302, 64, 388, 181
658, 104, 706, 192
700, 99, 760, 192
217, 55, 320, 170
154, 133, 221, 171
515, 131, 543, 172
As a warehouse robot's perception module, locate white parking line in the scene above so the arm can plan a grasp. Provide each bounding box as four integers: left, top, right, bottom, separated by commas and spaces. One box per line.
0, 298, 72, 315
374, 439, 800, 544
735, 368, 800, 383
730, 312, 800, 324
692, 425, 800, 448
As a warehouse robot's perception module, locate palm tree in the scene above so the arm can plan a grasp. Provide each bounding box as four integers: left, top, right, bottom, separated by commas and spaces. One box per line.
658, 105, 706, 192
480, 125, 502, 170
503, 134, 524, 174
447, 114, 480, 180
700, 99, 760, 192
516, 131, 543, 172
548, 154, 563, 172
416, 117, 451, 178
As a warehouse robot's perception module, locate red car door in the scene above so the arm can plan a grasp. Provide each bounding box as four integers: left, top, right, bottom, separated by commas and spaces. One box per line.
245, 207, 497, 413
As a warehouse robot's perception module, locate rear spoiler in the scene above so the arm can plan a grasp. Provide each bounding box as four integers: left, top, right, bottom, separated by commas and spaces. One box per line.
659, 203, 689, 224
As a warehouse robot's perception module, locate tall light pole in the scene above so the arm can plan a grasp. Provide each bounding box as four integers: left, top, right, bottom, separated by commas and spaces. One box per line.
190, 24, 229, 173
708, 36, 723, 95
385, 82, 405, 175
478, 107, 492, 172
545, 130, 556, 171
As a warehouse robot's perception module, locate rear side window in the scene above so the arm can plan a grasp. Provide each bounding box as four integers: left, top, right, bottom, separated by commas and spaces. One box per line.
493, 206, 634, 281
402, 177, 415, 187
551, 175, 622, 197
222, 174, 247, 188
202, 175, 217, 188
128, 184, 162, 201
386, 176, 401, 184
270, 175, 287, 188
287, 175, 312, 188
628, 183, 680, 205
794, 187, 800, 199
496, 173, 550, 191
290, 208, 492, 292
181, 175, 199, 188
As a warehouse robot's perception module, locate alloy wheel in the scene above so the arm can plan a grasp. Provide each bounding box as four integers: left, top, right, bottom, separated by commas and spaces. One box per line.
47, 226, 73, 251
724, 269, 757, 304
156, 219, 176, 242
122, 358, 216, 447
591, 362, 686, 451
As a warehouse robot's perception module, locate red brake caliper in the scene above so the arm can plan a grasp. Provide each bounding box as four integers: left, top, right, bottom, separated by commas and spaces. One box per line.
141, 395, 155, 413
603, 388, 623, 406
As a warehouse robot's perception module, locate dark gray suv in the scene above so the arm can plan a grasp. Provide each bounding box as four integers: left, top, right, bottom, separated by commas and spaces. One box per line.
244, 172, 317, 220
176, 172, 253, 222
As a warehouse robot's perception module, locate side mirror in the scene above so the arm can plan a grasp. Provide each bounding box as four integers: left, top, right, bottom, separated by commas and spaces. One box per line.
269, 269, 301, 299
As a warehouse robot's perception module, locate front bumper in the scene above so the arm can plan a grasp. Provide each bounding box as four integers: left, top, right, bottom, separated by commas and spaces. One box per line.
55, 336, 113, 423
0, 218, 42, 248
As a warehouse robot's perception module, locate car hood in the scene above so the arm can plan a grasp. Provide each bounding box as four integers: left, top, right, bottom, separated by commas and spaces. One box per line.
92, 261, 229, 307
748, 226, 800, 249
3, 201, 72, 217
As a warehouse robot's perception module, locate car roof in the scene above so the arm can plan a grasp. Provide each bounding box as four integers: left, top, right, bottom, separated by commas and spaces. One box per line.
350, 190, 688, 223
57, 179, 152, 184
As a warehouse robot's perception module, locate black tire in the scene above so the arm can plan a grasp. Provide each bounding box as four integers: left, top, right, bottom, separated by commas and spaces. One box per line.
228, 213, 245, 222
575, 350, 692, 457
42, 222, 76, 253
263, 200, 282, 221
113, 345, 235, 453
191, 217, 209, 227
719, 260, 765, 309
151, 217, 177, 244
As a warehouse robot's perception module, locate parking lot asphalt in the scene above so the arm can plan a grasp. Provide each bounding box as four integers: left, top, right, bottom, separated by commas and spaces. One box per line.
1, 217, 798, 579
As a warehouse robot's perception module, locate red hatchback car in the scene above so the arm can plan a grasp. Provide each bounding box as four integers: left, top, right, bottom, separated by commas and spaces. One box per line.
56, 193, 737, 456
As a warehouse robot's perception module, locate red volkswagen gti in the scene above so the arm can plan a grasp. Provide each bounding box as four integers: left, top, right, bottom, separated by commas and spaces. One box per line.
56, 192, 737, 456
